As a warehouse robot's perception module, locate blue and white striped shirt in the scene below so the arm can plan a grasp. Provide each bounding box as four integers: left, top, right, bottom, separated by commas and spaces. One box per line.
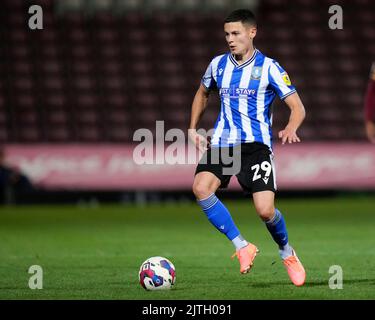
201, 49, 296, 149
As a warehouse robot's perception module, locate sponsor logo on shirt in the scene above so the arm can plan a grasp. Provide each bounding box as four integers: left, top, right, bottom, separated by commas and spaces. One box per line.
219, 87, 257, 98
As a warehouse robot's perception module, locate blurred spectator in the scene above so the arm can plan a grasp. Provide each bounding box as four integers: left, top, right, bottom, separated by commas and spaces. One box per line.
0, 147, 35, 204
364, 62, 375, 143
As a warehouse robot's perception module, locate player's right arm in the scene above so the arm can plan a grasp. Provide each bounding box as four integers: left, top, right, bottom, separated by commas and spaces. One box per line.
364, 62, 375, 143
189, 84, 211, 152
365, 121, 375, 143
189, 59, 218, 152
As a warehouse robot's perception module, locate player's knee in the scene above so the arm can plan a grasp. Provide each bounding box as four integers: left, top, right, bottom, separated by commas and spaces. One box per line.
192, 182, 213, 200
256, 205, 275, 221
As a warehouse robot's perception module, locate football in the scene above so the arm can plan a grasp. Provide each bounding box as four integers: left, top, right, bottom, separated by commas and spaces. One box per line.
138, 256, 176, 290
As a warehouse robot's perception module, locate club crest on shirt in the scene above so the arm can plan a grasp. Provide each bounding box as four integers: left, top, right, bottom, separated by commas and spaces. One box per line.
251, 66, 263, 80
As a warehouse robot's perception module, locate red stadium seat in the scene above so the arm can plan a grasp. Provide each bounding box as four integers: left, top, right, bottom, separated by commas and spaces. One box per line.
16, 126, 42, 142
47, 126, 71, 142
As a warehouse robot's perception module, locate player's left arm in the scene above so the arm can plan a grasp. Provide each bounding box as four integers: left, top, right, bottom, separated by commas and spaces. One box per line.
278, 92, 306, 144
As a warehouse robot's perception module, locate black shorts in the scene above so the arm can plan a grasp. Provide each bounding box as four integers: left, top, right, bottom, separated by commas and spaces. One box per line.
195, 142, 276, 194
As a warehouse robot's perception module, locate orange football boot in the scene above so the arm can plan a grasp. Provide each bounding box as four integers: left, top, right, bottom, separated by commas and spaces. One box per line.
283, 250, 306, 286
231, 243, 259, 274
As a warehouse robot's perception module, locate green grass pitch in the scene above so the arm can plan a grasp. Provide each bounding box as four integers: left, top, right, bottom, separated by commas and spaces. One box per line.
0, 196, 374, 300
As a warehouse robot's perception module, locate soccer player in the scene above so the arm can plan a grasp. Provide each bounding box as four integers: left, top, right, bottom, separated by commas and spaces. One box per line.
189, 9, 306, 286
364, 62, 375, 143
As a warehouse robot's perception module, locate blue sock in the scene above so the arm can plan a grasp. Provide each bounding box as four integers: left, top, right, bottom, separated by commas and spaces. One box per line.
265, 208, 289, 248
197, 193, 240, 241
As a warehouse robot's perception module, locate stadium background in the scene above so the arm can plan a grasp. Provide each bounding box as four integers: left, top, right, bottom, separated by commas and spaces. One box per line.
0, 0, 374, 300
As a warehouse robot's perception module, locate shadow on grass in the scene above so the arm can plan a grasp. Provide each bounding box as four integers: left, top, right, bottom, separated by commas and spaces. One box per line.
305, 278, 375, 287
249, 278, 375, 288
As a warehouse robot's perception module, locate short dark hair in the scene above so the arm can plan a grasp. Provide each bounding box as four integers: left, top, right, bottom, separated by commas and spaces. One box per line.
224, 9, 257, 27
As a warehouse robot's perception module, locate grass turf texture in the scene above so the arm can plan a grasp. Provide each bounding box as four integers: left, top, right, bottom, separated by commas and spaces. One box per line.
0, 196, 374, 300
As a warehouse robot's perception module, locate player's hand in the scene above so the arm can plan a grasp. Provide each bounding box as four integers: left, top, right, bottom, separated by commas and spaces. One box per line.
278, 126, 301, 145
188, 129, 210, 153
365, 121, 375, 144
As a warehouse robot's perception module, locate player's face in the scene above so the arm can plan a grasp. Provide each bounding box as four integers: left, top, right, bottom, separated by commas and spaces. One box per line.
224, 22, 256, 56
